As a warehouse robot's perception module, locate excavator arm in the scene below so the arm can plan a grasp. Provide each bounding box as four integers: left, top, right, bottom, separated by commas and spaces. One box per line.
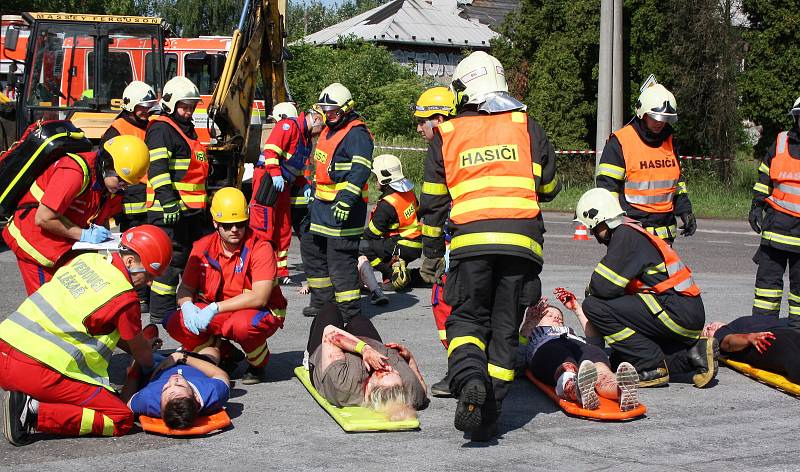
207, 0, 290, 187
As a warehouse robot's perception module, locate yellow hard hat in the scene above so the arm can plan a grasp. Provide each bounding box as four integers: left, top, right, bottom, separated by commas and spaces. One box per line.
103, 135, 149, 184
414, 87, 456, 118
210, 187, 249, 223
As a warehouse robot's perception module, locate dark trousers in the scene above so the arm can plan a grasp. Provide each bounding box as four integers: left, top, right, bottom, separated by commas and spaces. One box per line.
528, 339, 609, 386
149, 212, 208, 323
300, 232, 361, 322
753, 245, 800, 327
118, 212, 150, 307
306, 303, 382, 355
583, 294, 704, 373
444, 255, 541, 411
728, 328, 800, 383
291, 205, 309, 243
360, 237, 421, 279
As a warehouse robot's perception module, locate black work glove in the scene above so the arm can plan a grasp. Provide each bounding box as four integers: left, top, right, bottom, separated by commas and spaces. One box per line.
679, 213, 697, 237
748, 202, 764, 234
419, 256, 444, 285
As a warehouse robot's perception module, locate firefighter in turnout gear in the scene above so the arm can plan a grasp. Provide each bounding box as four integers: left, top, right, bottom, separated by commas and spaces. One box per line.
300, 83, 373, 321
418, 51, 561, 441
145, 76, 209, 324
0, 225, 172, 445
596, 79, 696, 243
250, 102, 324, 281
99, 80, 159, 313
358, 154, 421, 305
749, 96, 800, 329
576, 188, 718, 389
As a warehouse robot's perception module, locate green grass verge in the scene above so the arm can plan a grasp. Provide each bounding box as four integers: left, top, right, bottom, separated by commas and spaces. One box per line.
374, 135, 757, 220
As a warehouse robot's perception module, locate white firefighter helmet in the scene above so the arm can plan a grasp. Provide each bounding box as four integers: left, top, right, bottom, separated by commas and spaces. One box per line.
450, 51, 525, 113
636, 83, 678, 124
316, 83, 354, 112
161, 76, 202, 114
121, 81, 158, 113
372, 154, 413, 192
271, 102, 298, 120
574, 188, 626, 230
789, 97, 800, 116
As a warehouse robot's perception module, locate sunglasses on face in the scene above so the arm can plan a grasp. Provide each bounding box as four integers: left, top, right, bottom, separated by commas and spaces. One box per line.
219, 221, 247, 231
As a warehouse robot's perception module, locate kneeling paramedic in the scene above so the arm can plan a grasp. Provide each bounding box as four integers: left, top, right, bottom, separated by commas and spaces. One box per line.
2, 134, 150, 295
0, 225, 172, 446
300, 83, 373, 320
358, 154, 422, 305
165, 188, 288, 385
418, 51, 560, 441
251, 102, 324, 280
575, 188, 717, 388
145, 75, 209, 324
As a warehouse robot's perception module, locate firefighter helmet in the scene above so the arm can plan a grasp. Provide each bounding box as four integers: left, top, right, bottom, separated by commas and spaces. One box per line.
271, 102, 298, 120
414, 87, 456, 119
121, 81, 158, 113
636, 83, 678, 124
574, 188, 626, 230
161, 76, 202, 114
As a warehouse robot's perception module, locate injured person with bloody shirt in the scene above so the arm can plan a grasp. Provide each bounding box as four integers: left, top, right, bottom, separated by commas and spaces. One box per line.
306, 303, 427, 420
122, 346, 230, 430
519, 289, 641, 411
703, 316, 800, 383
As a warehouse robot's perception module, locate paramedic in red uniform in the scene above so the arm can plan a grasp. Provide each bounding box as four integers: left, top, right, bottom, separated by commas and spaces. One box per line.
250, 102, 324, 281
165, 187, 288, 385
0, 225, 172, 446
2, 135, 150, 294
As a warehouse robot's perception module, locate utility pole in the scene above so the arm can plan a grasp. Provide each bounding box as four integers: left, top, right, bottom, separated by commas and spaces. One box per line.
612, 0, 623, 131
595, 0, 613, 166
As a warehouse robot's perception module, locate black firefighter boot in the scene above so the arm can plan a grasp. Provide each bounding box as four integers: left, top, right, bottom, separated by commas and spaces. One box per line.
637, 360, 669, 388
687, 337, 719, 388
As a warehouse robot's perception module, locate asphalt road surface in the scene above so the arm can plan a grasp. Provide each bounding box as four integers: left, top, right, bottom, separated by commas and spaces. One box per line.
1, 213, 798, 471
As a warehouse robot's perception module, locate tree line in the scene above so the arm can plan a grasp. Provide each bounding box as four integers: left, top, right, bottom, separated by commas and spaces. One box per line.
3, 0, 798, 167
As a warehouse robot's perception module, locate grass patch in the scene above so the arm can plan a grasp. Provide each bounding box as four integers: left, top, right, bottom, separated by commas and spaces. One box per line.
373, 136, 758, 220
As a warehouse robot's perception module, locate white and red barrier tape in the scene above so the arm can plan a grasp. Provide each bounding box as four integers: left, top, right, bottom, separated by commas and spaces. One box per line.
374, 145, 733, 161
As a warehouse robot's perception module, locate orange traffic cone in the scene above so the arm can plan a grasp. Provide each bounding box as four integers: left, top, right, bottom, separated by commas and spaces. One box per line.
573, 224, 590, 241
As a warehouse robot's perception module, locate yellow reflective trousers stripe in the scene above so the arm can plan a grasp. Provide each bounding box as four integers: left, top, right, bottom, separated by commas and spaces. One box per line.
447, 336, 486, 357
488, 363, 515, 382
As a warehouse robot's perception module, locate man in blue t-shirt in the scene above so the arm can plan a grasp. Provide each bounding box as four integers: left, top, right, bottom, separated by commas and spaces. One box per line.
125, 347, 230, 429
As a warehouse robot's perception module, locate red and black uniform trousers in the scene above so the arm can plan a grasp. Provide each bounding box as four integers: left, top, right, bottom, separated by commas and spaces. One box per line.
0, 340, 133, 437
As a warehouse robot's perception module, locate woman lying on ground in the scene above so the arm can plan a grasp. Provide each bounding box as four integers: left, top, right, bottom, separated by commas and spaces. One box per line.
520, 288, 640, 411
122, 344, 230, 430
306, 303, 427, 420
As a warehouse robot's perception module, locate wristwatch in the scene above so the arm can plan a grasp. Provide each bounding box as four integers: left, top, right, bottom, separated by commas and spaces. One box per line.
176, 351, 188, 365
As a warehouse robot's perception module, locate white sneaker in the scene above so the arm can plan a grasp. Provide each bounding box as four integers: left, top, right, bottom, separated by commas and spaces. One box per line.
576, 360, 600, 410
616, 362, 640, 411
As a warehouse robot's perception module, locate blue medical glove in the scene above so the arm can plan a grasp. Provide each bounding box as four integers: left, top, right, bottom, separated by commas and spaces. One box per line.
79, 224, 113, 243
332, 201, 351, 222
181, 301, 203, 335
272, 175, 285, 192
194, 302, 219, 333
444, 247, 450, 273
303, 185, 313, 203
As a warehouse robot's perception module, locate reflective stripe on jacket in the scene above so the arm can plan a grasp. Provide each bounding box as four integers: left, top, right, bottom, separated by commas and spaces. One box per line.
623, 220, 700, 296
313, 119, 369, 202
766, 131, 800, 218
0, 253, 131, 390
616, 124, 679, 213
145, 116, 209, 210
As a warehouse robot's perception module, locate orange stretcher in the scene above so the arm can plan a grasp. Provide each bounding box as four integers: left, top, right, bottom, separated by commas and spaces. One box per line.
139, 409, 232, 436
525, 370, 647, 421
